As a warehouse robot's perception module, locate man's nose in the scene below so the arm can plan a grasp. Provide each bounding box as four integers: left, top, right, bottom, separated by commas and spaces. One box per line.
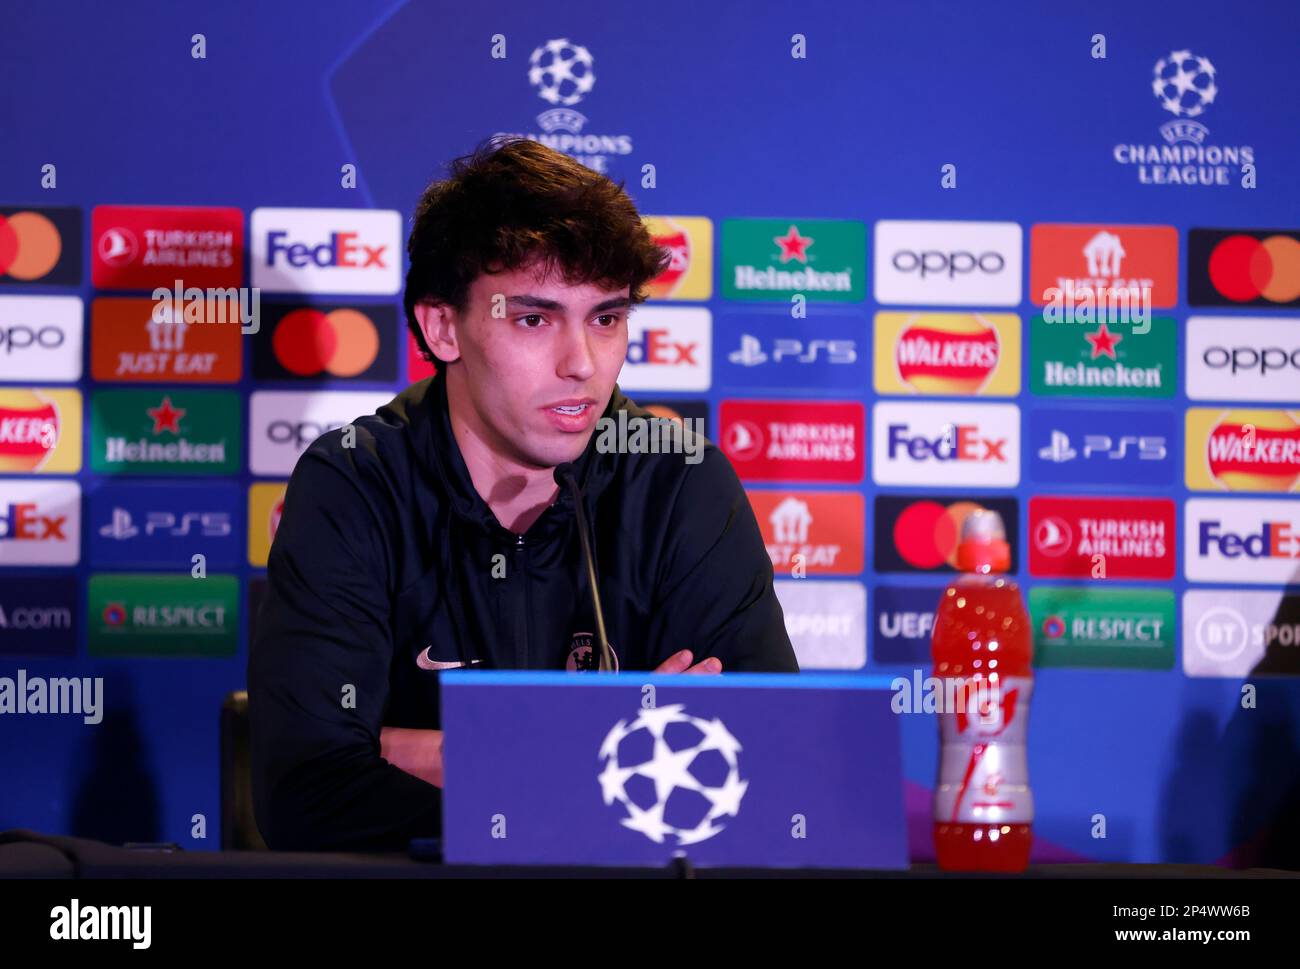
556, 322, 597, 381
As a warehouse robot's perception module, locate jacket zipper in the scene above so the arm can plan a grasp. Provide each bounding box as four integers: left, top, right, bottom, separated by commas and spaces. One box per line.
512, 532, 530, 667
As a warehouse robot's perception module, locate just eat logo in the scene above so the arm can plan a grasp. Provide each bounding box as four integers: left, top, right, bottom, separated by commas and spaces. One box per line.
626, 327, 698, 365
0, 502, 66, 540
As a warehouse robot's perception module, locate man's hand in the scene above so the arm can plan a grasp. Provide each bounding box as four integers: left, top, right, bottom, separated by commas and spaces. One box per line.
380, 727, 443, 788
653, 649, 722, 674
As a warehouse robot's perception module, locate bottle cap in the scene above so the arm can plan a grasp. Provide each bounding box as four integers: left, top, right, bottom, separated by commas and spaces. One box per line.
956, 508, 1011, 574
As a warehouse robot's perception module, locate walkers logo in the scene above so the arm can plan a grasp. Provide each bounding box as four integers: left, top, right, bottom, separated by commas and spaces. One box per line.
719, 400, 863, 483
0, 296, 83, 382
1183, 589, 1300, 677
872, 401, 1020, 488
1188, 229, 1300, 308
1028, 406, 1176, 486
1186, 408, 1300, 493
0, 388, 82, 473
0, 577, 77, 657
251, 208, 401, 295
91, 205, 243, 290
248, 482, 287, 566
91, 297, 241, 383
1028, 496, 1175, 580
716, 312, 864, 391
722, 219, 864, 302
1030, 225, 1178, 308
0, 480, 80, 566
1030, 313, 1175, 398
87, 574, 238, 657
873, 312, 1020, 397
642, 216, 712, 300
874, 495, 1019, 574
91, 390, 240, 475
88, 481, 238, 569
1186, 317, 1300, 402
872, 585, 943, 665
1112, 51, 1255, 187
249, 390, 390, 476
1030, 586, 1175, 670
873, 221, 1021, 307
617, 308, 710, 392
252, 303, 397, 381
746, 490, 864, 576
490, 38, 637, 176
0, 207, 81, 285
1185, 498, 1300, 584
773, 579, 866, 670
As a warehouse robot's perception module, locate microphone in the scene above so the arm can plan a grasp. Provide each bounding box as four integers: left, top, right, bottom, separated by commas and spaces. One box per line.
554, 463, 615, 672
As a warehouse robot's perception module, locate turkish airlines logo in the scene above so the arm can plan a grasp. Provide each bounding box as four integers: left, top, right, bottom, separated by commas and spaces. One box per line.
720, 400, 863, 483
872, 401, 1020, 487
1028, 496, 1175, 579
874, 221, 1022, 307
251, 208, 402, 295
91, 205, 243, 291
1188, 229, 1300, 308
747, 490, 864, 575
1030, 224, 1177, 308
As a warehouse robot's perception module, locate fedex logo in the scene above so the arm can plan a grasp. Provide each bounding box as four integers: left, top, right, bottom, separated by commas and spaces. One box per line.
886, 424, 1008, 462
0, 503, 65, 540
265, 231, 387, 270
1185, 499, 1300, 584
1197, 521, 1298, 559
872, 401, 1020, 487
618, 308, 711, 392
626, 328, 697, 366
251, 208, 401, 295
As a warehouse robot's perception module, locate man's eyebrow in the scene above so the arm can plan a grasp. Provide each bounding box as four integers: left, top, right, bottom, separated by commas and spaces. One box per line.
505, 295, 633, 313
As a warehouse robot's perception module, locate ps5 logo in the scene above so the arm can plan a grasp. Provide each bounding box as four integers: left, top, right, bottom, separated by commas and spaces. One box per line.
1038, 430, 1167, 463
99, 507, 233, 540
728, 334, 857, 367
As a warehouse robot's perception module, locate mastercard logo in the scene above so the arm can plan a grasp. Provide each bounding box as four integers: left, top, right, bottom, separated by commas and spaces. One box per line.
894, 314, 1001, 394
0, 211, 63, 281
1207, 234, 1300, 304
271, 308, 379, 377
1205, 409, 1300, 492
0, 388, 61, 472
893, 499, 994, 569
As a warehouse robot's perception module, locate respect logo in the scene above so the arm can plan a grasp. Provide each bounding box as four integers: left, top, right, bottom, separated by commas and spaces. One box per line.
873, 312, 1020, 397
1186, 409, 1300, 493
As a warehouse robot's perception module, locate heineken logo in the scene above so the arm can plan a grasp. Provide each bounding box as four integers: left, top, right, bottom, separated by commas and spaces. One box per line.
1031, 314, 1175, 399
722, 218, 864, 302
92, 389, 240, 475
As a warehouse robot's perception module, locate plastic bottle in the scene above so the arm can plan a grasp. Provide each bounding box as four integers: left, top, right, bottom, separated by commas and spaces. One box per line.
931, 508, 1033, 872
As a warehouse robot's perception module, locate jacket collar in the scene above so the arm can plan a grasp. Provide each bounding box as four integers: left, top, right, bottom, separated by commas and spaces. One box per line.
403, 369, 625, 540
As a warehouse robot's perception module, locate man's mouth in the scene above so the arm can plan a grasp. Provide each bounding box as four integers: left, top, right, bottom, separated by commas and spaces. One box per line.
544, 398, 596, 415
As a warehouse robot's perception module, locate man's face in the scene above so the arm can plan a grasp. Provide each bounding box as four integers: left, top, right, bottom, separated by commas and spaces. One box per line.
431, 261, 630, 470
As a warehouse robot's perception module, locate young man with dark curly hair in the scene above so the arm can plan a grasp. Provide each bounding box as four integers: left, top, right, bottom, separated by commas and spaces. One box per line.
248, 137, 798, 852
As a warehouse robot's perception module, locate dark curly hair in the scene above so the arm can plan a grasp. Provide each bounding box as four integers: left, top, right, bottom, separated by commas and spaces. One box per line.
403, 136, 672, 365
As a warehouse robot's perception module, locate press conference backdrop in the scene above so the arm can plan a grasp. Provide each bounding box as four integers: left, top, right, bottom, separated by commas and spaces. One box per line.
1, 0, 1299, 865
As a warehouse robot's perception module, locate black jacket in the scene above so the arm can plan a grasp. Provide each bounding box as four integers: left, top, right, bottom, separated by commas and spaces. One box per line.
248, 372, 798, 851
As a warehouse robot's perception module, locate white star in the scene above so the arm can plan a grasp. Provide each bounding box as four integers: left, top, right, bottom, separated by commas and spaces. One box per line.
630, 704, 688, 739
598, 718, 633, 761
597, 758, 635, 806
620, 799, 673, 843
675, 816, 726, 846
695, 717, 744, 760
702, 771, 749, 818
635, 736, 701, 805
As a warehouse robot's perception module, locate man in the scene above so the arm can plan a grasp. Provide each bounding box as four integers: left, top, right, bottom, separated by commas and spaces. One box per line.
248, 137, 798, 852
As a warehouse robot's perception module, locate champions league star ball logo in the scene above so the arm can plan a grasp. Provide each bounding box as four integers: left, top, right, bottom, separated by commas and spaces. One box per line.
597, 704, 747, 846
1152, 50, 1217, 118
528, 38, 595, 106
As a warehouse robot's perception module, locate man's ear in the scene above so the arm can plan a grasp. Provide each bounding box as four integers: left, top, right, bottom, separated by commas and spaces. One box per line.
414, 301, 461, 364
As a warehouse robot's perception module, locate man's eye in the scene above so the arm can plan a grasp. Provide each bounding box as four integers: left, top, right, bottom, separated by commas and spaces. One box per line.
594, 315, 621, 327
518, 315, 545, 328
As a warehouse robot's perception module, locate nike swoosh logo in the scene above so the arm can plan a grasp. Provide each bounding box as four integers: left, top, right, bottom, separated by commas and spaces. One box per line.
416, 646, 482, 671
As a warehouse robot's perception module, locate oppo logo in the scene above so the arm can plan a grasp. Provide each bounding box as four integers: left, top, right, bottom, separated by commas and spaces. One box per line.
265, 419, 344, 449
1203, 345, 1300, 375
0, 325, 66, 353
891, 249, 1006, 278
